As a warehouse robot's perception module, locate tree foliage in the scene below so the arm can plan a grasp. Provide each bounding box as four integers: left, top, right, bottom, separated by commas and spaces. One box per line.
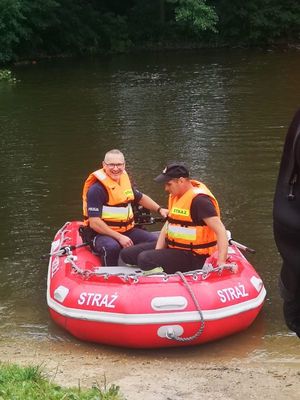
0, 0, 61, 62
0, 0, 300, 64
170, 0, 218, 34
212, 0, 300, 44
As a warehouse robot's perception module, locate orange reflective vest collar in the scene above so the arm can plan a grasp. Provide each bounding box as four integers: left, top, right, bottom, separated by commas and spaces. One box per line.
166, 180, 220, 255
82, 168, 135, 233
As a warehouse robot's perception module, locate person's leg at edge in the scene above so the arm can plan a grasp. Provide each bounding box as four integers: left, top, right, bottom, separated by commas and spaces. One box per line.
274, 222, 300, 337
280, 262, 300, 337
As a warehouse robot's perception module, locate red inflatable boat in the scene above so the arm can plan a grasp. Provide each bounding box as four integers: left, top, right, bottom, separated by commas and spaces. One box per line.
47, 221, 266, 348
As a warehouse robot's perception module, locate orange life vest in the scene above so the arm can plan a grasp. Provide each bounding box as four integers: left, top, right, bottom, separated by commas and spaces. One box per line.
166, 180, 220, 255
82, 168, 135, 233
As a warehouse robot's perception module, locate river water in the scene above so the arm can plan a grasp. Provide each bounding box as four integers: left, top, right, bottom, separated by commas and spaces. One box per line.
1, 48, 300, 359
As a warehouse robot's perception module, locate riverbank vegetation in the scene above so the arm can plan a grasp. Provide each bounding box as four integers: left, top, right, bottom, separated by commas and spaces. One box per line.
0, 69, 16, 82
0, 363, 123, 400
1, 0, 300, 64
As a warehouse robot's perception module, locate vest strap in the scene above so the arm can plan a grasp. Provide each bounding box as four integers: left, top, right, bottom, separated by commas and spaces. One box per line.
112, 202, 132, 207
167, 216, 197, 226
166, 238, 217, 250
105, 218, 134, 227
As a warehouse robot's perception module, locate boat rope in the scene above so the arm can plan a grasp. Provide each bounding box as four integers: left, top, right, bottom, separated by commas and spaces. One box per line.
166, 271, 205, 342
62, 251, 237, 282
64, 255, 141, 281
201, 262, 238, 279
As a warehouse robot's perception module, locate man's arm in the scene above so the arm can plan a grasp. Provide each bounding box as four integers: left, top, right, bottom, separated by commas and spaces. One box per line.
155, 222, 168, 249
203, 216, 228, 266
138, 193, 168, 218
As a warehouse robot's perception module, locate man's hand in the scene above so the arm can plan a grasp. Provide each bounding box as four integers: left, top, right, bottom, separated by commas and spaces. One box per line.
118, 234, 134, 248
159, 207, 169, 219
218, 262, 238, 274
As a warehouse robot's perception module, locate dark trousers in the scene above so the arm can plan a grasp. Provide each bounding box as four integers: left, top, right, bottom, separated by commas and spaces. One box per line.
274, 220, 300, 336
93, 228, 157, 266
274, 221, 300, 298
120, 241, 208, 274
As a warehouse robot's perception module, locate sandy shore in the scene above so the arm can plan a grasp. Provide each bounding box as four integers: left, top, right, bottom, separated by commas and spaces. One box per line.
1, 330, 300, 400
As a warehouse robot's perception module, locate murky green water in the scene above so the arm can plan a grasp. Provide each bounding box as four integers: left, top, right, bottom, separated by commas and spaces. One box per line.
1, 48, 300, 356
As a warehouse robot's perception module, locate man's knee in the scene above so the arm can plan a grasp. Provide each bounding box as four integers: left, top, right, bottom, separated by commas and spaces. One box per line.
93, 236, 121, 256
119, 247, 135, 265
137, 250, 156, 269
94, 236, 121, 265
120, 242, 156, 266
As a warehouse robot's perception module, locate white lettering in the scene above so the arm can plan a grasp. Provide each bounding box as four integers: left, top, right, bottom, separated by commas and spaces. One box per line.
240, 283, 248, 297
217, 284, 249, 303
77, 292, 118, 309
222, 288, 231, 301
108, 293, 118, 308
86, 292, 94, 306
91, 293, 102, 306
99, 294, 109, 307
228, 287, 238, 300
78, 292, 86, 305
235, 286, 243, 297
217, 289, 227, 303
51, 256, 60, 277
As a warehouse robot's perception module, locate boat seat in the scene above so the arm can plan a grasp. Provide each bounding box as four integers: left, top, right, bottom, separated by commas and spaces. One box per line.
93, 266, 144, 276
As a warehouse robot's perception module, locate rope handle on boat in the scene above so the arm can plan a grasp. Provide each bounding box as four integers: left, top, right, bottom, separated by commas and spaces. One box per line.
166, 271, 205, 342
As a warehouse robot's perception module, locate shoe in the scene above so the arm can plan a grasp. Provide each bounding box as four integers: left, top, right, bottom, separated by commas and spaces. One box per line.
286, 317, 300, 338
143, 267, 164, 276
283, 301, 300, 338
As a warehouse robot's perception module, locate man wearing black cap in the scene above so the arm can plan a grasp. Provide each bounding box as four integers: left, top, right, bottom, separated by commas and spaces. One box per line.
120, 162, 228, 273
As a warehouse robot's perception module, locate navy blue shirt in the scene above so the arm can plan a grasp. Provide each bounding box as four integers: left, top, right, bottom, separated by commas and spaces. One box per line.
87, 182, 143, 217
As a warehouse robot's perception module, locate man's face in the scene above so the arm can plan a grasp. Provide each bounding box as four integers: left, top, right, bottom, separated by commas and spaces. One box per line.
103, 154, 125, 181
164, 178, 181, 196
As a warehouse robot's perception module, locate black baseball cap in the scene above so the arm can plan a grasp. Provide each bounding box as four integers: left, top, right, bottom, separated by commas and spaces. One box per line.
154, 163, 189, 183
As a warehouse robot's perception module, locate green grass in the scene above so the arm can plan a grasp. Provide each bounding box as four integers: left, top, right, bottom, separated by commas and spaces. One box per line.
0, 363, 123, 400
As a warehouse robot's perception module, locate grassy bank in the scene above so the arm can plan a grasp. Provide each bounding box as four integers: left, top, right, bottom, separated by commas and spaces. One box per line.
0, 363, 123, 400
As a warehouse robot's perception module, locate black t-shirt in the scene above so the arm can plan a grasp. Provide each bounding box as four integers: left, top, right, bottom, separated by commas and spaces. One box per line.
87, 182, 143, 217
190, 194, 218, 225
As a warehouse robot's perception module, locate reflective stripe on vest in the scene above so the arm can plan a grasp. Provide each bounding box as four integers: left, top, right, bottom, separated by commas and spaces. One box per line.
167, 225, 197, 242
102, 205, 133, 221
